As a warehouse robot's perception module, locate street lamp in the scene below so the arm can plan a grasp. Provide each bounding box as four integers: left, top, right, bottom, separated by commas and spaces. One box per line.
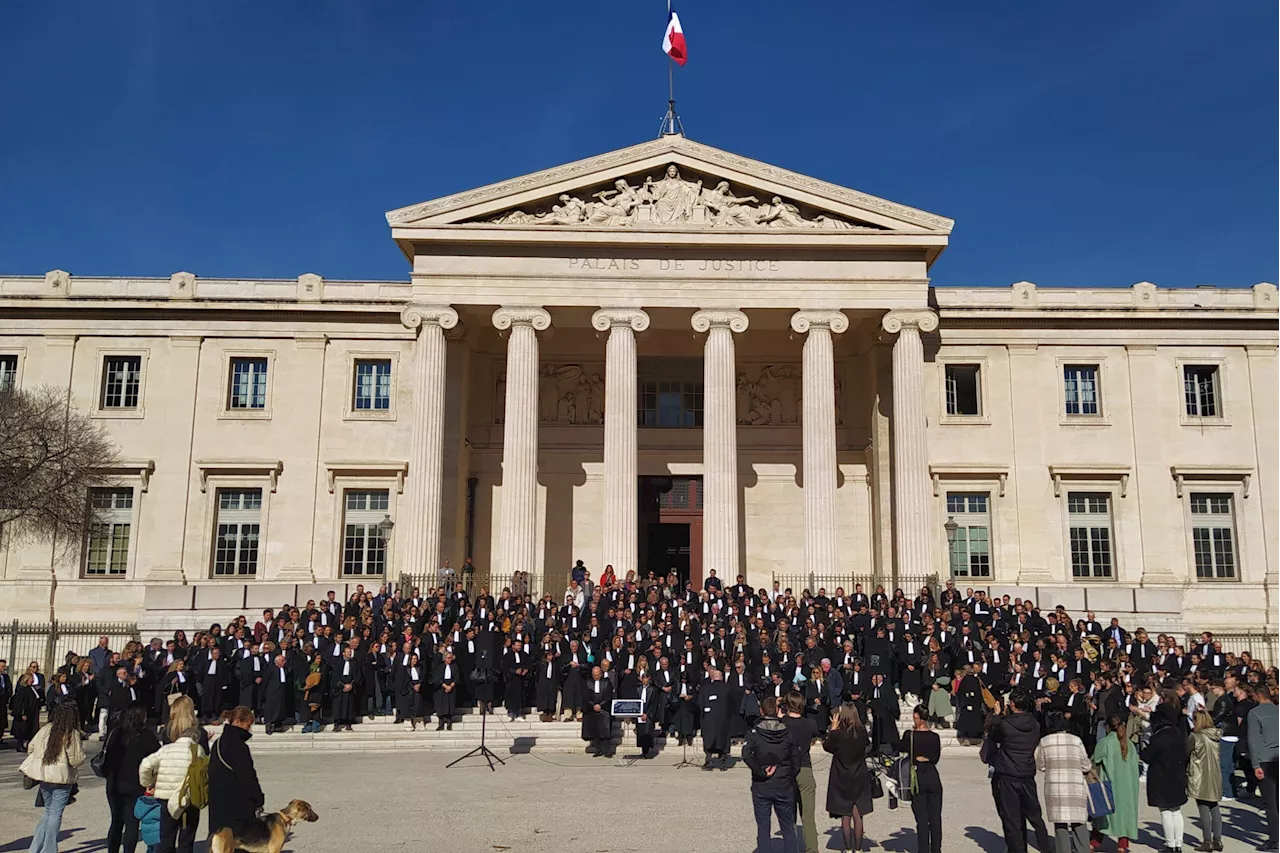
944, 516, 959, 545
377, 514, 395, 541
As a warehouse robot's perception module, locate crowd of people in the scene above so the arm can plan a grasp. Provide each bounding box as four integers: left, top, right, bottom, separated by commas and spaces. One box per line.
2, 566, 1278, 853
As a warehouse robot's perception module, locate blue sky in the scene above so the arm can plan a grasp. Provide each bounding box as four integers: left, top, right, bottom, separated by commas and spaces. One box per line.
1, 1, 1275, 287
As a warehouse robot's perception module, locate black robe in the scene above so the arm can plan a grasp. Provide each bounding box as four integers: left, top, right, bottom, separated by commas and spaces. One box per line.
199, 660, 229, 719
237, 654, 266, 715
10, 686, 42, 744
433, 661, 459, 719
955, 673, 985, 739
329, 659, 361, 723
726, 670, 758, 738
634, 684, 660, 753
398, 666, 428, 720
559, 647, 588, 713
580, 678, 613, 745
503, 652, 531, 716
534, 658, 560, 714
698, 680, 733, 755
262, 664, 291, 725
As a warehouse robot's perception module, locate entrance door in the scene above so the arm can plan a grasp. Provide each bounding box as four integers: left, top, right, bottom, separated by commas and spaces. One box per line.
638, 476, 704, 589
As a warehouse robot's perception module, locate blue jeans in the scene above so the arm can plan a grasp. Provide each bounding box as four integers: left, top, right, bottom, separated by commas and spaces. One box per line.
751, 788, 798, 853
29, 783, 72, 853
1220, 739, 1237, 796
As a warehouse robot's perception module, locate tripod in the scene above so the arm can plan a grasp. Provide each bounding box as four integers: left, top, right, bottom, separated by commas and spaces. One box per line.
446, 707, 505, 772
672, 734, 701, 769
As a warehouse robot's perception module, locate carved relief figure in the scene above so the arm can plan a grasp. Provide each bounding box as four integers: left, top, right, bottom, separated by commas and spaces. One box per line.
494, 368, 507, 424
482, 164, 868, 230
735, 366, 801, 425
539, 364, 604, 424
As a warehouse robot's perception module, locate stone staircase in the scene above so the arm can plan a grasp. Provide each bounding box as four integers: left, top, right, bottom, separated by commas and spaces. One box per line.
228, 701, 968, 756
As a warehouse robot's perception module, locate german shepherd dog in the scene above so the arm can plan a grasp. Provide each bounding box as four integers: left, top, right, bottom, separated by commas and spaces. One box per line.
209, 800, 319, 853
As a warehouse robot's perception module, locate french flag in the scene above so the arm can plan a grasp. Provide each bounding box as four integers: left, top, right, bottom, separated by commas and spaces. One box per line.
662, 9, 687, 66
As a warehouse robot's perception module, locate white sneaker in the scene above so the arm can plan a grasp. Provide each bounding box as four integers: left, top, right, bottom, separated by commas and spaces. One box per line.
1222, 796, 1236, 802
405, 722, 414, 732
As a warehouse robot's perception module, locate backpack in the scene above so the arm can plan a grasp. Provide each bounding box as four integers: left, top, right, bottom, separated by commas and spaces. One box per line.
178, 743, 210, 810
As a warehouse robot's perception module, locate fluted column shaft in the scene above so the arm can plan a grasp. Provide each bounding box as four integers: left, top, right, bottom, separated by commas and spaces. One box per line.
593, 309, 651, 574
792, 311, 849, 575
882, 310, 938, 580
692, 310, 749, 580
400, 305, 459, 574
493, 307, 551, 579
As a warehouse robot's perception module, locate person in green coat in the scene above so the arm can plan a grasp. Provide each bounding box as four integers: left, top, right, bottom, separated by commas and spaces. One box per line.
1185, 710, 1223, 852
1091, 714, 1140, 851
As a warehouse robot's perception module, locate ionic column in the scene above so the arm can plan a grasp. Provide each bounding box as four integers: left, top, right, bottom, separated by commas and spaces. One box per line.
592, 308, 651, 575
881, 309, 939, 580
791, 310, 849, 574
400, 305, 460, 574
692, 309, 749, 579
492, 307, 552, 579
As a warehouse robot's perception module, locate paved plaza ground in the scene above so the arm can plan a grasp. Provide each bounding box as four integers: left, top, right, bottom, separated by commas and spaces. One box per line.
0, 741, 1268, 853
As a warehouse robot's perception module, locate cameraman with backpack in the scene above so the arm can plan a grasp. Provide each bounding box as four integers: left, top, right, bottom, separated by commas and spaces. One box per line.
138, 715, 207, 853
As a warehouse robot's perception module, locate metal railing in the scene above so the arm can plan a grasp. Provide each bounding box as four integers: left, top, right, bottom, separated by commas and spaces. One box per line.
398, 570, 547, 602
1184, 631, 1279, 668
771, 573, 940, 600
1, 621, 140, 673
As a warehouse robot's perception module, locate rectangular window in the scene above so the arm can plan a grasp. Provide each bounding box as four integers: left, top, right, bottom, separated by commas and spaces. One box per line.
1063, 365, 1100, 416
353, 359, 392, 411
84, 487, 133, 576
342, 489, 389, 576
1190, 493, 1236, 579
1067, 492, 1114, 579
945, 492, 992, 578
227, 357, 269, 410
1184, 365, 1220, 417
944, 365, 982, 416
213, 488, 262, 576
0, 354, 17, 393
638, 379, 703, 427
100, 356, 142, 409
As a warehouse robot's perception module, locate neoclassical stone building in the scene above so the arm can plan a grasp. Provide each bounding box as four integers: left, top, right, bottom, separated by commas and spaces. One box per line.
1, 136, 1276, 633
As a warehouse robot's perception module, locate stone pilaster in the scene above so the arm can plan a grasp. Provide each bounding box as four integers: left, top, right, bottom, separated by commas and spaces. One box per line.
492, 307, 552, 579
791, 310, 849, 574
881, 309, 938, 580
692, 309, 749, 580
400, 305, 459, 575
592, 308, 651, 575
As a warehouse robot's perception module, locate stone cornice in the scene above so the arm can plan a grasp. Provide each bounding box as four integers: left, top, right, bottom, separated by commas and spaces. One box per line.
491, 306, 551, 331
399, 304, 459, 332
790, 310, 849, 335
691, 309, 749, 334
590, 308, 650, 334
881, 309, 938, 335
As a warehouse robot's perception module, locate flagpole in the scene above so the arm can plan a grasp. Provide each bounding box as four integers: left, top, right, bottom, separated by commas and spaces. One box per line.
659, 0, 684, 136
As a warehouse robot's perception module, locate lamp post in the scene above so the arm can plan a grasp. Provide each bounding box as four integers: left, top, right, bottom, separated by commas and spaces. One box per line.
943, 516, 959, 578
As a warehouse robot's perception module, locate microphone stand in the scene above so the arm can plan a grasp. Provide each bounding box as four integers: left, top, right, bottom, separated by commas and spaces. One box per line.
447, 678, 505, 772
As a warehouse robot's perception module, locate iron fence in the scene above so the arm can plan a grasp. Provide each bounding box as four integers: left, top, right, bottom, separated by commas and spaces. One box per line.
398, 570, 547, 602
1, 621, 140, 674
1184, 631, 1279, 669
771, 573, 940, 600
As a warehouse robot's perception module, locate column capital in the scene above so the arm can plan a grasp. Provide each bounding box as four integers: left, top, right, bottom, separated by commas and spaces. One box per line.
591, 307, 651, 333
790, 310, 849, 335
492, 306, 551, 332
400, 304, 459, 332
691, 309, 749, 334
880, 309, 938, 335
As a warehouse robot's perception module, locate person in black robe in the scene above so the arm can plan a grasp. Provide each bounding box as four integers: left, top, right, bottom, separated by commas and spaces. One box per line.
866, 673, 901, 756
156, 660, 192, 729
670, 674, 698, 746
581, 665, 614, 757
653, 658, 678, 734
559, 640, 588, 722
237, 644, 266, 723
534, 649, 560, 722
699, 668, 733, 770
0, 662, 11, 747
9, 675, 41, 751
503, 646, 531, 720
433, 651, 458, 730
955, 668, 986, 745
262, 655, 292, 734
199, 647, 229, 722
727, 660, 758, 740
329, 648, 360, 732
397, 653, 428, 730
634, 671, 660, 759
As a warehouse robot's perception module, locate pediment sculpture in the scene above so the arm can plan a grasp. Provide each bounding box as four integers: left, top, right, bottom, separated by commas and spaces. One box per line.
484, 165, 875, 230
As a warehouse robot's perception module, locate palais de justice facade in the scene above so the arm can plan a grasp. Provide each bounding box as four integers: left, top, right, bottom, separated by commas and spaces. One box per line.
0, 136, 1276, 634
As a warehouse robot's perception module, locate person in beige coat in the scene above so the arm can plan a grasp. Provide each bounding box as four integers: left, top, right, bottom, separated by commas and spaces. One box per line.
1186, 710, 1223, 852
19, 704, 85, 853
138, 727, 206, 853
1035, 711, 1093, 853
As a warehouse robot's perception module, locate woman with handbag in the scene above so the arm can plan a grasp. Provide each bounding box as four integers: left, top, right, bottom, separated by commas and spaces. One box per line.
823, 702, 875, 853
19, 704, 85, 853
1185, 709, 1223, 852
906, 705, 943, 853
1090, 715, 1139, 852
102, 705, 160, 853
1035, 710, 1092, 853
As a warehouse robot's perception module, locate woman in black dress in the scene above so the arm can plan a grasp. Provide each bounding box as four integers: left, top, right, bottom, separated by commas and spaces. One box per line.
10, 674, 42, 751
823, 701, 874, 853
905, 705, 943, 853
954, 666, 985, 745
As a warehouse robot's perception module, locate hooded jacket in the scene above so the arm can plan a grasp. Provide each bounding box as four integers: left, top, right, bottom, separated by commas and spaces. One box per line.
743, 717, 799, 792
987, 711, 1042, 779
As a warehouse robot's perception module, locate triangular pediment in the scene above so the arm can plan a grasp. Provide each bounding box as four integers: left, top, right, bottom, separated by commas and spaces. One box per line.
386, 137, 953, 233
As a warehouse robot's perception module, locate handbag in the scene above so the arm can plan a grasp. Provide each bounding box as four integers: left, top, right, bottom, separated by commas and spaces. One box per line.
90, 730, 112, 778
867, 761, 884, 799
1086, 766, 1115, 818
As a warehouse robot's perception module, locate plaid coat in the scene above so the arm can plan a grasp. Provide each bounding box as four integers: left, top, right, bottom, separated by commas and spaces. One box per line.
1034, 731, 1091, 824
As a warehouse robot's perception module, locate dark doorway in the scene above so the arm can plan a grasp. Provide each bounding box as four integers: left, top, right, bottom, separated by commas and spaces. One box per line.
644, 523, 691, 587
638, 476, 704, 589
